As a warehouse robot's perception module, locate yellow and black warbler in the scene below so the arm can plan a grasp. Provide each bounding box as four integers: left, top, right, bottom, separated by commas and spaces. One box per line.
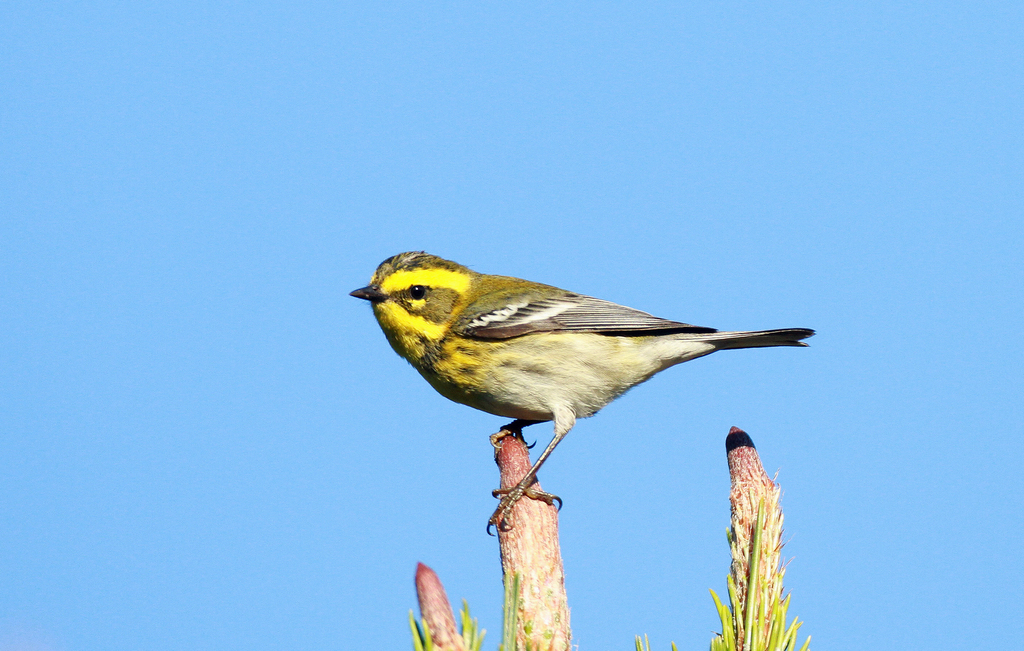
351, 251, 813, 528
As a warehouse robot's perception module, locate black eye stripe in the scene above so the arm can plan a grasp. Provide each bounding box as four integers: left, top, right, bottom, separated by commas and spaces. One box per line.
410, 285, 427, 300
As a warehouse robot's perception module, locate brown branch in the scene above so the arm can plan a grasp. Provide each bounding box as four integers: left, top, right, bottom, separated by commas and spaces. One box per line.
494, 434, 571, 651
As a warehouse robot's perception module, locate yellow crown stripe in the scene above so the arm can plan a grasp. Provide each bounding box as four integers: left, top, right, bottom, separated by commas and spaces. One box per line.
379, 268, 472, 295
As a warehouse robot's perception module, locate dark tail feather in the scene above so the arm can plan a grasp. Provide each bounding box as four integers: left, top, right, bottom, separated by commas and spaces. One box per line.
704, 328, 815, 350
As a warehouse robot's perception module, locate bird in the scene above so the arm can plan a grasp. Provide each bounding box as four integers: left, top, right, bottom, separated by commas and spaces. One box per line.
350, 251, 813, 530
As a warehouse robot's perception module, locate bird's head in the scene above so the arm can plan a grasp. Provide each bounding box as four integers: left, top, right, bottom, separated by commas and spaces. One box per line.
350, 252, 476, 364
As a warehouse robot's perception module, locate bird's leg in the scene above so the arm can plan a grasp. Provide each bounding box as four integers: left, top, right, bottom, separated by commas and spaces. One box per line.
490, 419, 555, 511
489, 413, 574, 531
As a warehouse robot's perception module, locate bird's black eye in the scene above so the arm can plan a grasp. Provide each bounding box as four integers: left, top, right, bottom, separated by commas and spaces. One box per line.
409, 285, 427, 300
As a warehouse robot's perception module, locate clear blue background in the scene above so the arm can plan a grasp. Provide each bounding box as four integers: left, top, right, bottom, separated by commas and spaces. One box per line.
3, 2, 1022, 650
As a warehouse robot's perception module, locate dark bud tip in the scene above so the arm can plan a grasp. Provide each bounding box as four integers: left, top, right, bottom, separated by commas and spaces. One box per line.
726, 427, 756, 453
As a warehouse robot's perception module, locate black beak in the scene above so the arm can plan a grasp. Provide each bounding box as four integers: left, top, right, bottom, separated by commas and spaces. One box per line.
350, 284, 388, 303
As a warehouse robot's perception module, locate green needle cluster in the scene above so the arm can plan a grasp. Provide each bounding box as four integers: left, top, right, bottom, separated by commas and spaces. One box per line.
709, 499, 809, 651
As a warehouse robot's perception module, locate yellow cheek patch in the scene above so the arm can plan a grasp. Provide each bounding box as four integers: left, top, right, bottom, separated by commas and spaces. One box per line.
378, 268, 472, 295
374, 302, 447, 341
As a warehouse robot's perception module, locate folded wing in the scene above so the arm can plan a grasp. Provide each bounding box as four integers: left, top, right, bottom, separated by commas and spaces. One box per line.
460, 293, 718, 339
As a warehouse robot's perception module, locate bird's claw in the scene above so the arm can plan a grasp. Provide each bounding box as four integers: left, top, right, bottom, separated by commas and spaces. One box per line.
490, 419, 541, 456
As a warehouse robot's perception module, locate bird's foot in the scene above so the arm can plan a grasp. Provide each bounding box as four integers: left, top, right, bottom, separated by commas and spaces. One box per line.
489, 429, 517, 453
489, 419, 541, 454
487, 483, 562, 533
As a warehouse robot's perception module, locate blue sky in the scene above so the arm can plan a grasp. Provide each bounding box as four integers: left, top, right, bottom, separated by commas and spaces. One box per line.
2, 2, 1022, 649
